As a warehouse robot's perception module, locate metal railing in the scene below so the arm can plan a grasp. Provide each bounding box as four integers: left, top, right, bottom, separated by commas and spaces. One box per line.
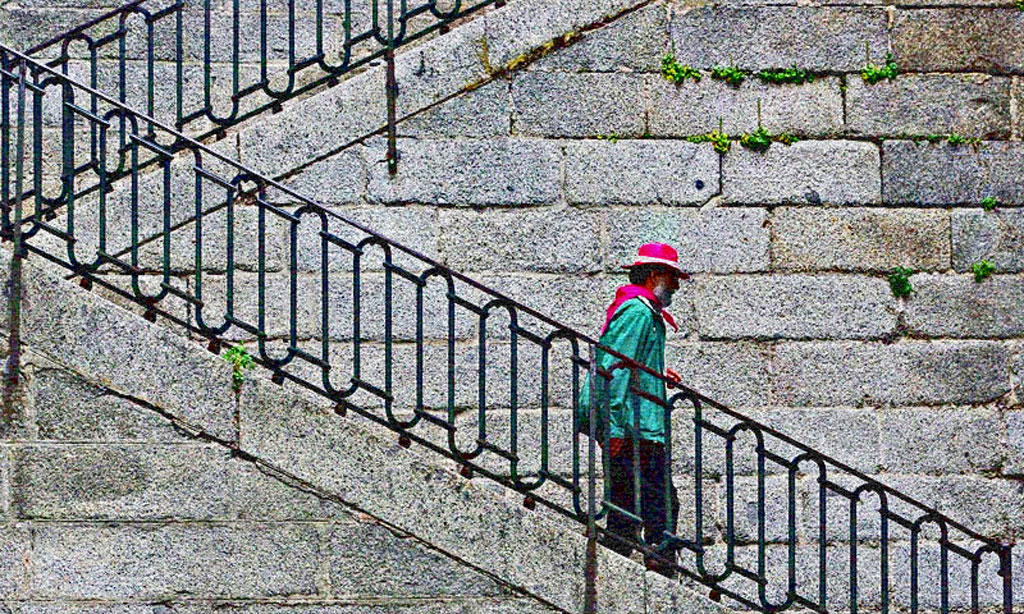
14, 0, 503, 216
1, 41, 1015, 614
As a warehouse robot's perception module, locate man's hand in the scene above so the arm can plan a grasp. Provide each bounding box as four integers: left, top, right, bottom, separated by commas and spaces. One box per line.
665, 368, 681, 385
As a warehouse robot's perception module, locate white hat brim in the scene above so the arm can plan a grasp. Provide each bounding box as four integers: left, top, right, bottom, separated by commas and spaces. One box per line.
621, 256, 686, 274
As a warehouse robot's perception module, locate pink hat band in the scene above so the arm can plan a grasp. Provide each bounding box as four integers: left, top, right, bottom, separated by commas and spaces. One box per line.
622, 242, 687, 276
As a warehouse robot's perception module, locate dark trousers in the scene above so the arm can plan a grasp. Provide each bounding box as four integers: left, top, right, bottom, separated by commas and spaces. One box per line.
603, 439, 680, 565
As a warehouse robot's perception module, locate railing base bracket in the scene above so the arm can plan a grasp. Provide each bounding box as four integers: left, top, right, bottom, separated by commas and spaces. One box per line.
709, 589, 721, 602
79, 277, 92, 290
334, 402, 347, 417
459, 465, 473, 479
523, 496, 536, 510
207, 338, 221, 354
398, 435, 411, 448
143, 309, 157, 322
271, 371, 284, 385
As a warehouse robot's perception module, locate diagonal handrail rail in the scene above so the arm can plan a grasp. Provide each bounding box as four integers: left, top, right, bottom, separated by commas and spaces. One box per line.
14, 0, 504, 215
1, 43, 1015, 614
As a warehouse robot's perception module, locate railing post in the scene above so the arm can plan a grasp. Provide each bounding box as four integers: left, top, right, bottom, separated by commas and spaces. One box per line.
584, 344, 598, 614
384, 0, 400, 176
1001, 545, 1013, 614
2, 59, 27, 433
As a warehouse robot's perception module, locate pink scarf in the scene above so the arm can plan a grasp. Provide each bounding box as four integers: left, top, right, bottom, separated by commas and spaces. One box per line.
599, 284, 678, 337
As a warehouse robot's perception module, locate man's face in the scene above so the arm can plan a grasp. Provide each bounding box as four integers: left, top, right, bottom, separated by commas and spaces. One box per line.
648, 268, 680, 307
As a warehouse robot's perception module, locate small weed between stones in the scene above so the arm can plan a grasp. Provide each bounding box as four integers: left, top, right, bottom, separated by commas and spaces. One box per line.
887, 267, 915, 298
1017, 0, 1024, 10
755, 66, 816, 85
861, 43, 898, 84
739, 101, 799, 152
981, 196, 999, 211
224, 345, 255, 393
687, 130, 731, 154
741, 127, 773, 152
947, 133, 981, 147
595, 132, 620, 143
972, 260, 996, 283
662, 53, 701, 84
710, 64, 748, 87
686, 118, 731, 153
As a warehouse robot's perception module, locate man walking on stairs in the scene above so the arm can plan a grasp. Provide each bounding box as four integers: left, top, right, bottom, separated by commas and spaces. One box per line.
579, 242, 687, 578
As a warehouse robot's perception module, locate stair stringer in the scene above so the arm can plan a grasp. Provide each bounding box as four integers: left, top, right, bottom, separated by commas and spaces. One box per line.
0, 247, 734, 613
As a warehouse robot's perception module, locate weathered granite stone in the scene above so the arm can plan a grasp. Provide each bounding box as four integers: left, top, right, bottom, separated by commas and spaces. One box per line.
952, 209, 1024, 272
771, 207, 950, 272
879, 408, 1007, 474
892, 9, 1024, 73
607, 208, 770, 273
31, 368, 191, 442
668, 7, 888, 71
904, 274, 1024, 338
365, 138, 561, 206
846, 73, 1011, 139
883, 141, 1024, 205
277, 150, 365, 205
528, 4, 667, 73
329, 521, 503, 596
666, 341, 773, 407
1007, 411, 1024, 474
0, 251, 237, 442
773, 341, 1012, 406
565, 140, 718, 205
12, 444, 347, 521
693, 274, 897, 340
881, 475, 1024, 539
511, 72, 645, 137
438, 208, 603, 273
289, 204, 442, 273
647, 76, 843, 136
0, 525, 28, 598
482, 0, 646, 69
723, 140, 881, 205
402, 82, 511, 138
29, 524, 321, 599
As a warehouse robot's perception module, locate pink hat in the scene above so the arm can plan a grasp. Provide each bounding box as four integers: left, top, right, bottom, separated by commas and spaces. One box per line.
622, 243, 689, 278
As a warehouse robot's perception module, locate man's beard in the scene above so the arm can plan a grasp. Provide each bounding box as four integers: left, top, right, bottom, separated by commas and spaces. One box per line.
652, 283, 673, 308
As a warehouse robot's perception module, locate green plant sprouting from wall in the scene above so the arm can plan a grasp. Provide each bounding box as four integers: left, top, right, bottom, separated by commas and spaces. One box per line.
739, 101, 799, 152
686, 131, 731, 154
861, 43, 898, 84
224, 345, 255, 393
756, 66, 816, 85
685, 118, 730, 153
981, 196, 999, 211
888, 267, 915, 298
1017, 0, 1024, 10
947, 133, 981, 147
971, 260, 996, 283
711, 64, 747, 87
662, 53, 701, 83
741, 126, 773, 152
901, 133, 982, 146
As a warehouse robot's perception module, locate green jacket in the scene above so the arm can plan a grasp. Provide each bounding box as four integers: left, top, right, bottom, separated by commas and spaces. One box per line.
578, 297, 668, 444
